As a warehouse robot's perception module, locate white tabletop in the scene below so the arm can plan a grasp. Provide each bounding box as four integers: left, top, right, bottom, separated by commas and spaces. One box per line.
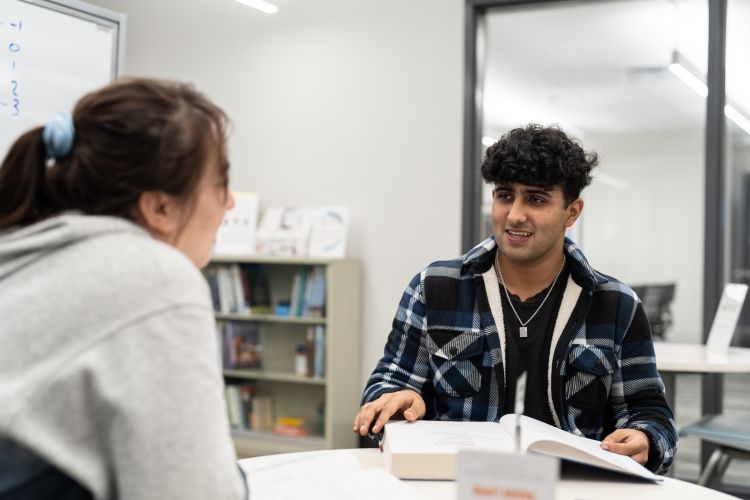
239, 448, 737, 500
654, 342, 750, 373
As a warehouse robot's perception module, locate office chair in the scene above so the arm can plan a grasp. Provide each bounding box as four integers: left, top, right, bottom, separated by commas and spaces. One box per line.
679, 414, 750, 488
631, 283, 676, 340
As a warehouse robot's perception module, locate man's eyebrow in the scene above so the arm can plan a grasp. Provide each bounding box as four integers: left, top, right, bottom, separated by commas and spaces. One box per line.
525, 188, 552, 196
494, 185, 555, 196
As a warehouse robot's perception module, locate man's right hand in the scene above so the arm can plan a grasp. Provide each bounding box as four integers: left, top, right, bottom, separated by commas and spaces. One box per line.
353, 389, 426, 436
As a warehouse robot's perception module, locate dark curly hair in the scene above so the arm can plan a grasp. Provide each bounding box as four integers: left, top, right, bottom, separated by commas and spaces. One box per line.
480, 124, 598, 204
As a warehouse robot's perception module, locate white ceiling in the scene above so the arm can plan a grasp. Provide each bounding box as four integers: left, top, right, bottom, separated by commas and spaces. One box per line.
482, 0, 749, 140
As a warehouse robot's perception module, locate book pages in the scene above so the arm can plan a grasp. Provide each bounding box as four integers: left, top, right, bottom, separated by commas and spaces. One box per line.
499, 414, 661, 481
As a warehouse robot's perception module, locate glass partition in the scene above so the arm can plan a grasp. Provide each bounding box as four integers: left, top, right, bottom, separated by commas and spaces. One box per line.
481, 0, 707, 344
720, 2, 750, 484
725, 0, 750, 348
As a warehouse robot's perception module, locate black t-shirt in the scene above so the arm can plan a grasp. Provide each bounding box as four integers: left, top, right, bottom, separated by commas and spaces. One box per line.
499, 260, 570, 425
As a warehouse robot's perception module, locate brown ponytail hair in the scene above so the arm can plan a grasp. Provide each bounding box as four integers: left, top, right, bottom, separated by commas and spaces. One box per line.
0, 78, 229, 229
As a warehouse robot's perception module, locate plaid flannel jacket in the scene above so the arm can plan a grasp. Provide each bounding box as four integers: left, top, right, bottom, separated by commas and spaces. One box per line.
362, 237, 677, 474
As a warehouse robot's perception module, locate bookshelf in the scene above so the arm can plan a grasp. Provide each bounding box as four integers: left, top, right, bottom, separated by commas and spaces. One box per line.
205, 256, 360, 457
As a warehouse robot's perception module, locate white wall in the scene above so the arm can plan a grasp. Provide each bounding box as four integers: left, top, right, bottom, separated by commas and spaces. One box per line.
87, 0, 465, 387
583, 129, 705, 343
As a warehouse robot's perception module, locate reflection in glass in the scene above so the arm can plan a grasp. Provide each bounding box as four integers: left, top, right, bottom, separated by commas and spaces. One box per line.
481, 0, 707, 344
726, 0, 750, 348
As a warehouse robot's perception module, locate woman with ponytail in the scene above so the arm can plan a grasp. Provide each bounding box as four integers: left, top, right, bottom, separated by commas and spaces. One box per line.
0, 78, 247, 500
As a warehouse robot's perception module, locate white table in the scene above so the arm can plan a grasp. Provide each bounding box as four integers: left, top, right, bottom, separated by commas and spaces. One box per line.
654, 342, 750, 410
239, 448, 738, 499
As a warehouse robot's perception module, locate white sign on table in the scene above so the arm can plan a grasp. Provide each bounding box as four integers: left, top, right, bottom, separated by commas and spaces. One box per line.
706, 283, 749, 354
457, 449, 558, 500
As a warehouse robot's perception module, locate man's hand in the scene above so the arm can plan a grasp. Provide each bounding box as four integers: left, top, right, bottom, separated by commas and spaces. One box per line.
353, 389, 426, 436
600, 429, 650, 465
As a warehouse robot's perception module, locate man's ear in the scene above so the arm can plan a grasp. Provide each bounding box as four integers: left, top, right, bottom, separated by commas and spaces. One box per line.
136, 191, 179, 240
564, 198, 584, 228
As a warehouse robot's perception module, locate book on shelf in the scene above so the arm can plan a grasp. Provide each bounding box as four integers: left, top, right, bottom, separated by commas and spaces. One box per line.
242, 264, 273, 314
255, 207, 312, 257
287, 266, 326, 318
314, 325, 325, 377
204, 263, 272, 315
305, 266, 326, 317
220, 321, 262, 369
307, 207, 349, 259
224, 383, 275, 433
304, 325, 325, 378
225, 384, 254, 430
206, 267, 222, 312
382, 414, 662, 482
254, 206, 349, 258
290, 269, 307, 317
272, 416, 309, 438
251, 394, 274, 432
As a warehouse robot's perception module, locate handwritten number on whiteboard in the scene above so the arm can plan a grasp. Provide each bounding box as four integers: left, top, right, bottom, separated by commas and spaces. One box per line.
10, 81, 19, 115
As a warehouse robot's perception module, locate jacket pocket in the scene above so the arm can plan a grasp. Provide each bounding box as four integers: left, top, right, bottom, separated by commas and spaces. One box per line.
565, 344, 617, 412
427, 330, 484, 397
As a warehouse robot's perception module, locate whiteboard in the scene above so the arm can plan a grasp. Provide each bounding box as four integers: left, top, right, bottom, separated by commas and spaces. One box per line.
0, 0, 125, 159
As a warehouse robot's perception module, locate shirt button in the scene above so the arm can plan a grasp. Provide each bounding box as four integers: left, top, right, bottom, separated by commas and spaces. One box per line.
595, 360, 604, 369
449, 346, 459, 356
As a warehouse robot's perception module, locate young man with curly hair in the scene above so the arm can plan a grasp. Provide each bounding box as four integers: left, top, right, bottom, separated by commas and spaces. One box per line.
354, 124, 677, 474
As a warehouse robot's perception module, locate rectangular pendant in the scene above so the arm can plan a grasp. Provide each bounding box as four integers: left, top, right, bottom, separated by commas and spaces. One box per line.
519, 326, 528, 338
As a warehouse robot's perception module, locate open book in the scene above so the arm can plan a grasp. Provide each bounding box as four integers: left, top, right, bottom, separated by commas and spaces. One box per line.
382, 414, 662, 482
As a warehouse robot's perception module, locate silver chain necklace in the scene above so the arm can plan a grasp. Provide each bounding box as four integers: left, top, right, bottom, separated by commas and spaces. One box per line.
494, 252, 566, 338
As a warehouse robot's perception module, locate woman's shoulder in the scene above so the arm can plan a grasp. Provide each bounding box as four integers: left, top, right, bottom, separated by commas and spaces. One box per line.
97, 230, 208, 304
55, 219, 211, 314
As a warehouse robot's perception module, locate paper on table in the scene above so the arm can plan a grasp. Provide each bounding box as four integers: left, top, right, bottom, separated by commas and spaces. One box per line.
243, 450, 427, 500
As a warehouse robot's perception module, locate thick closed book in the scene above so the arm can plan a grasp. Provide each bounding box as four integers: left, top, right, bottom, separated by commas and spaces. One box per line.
382, 414, 662, 482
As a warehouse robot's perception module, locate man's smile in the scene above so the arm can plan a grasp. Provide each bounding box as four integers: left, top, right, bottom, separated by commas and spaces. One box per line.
505, 229, 532, 242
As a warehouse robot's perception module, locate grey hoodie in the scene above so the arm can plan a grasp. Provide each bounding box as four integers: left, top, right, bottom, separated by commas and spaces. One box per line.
0, 214, 246, 499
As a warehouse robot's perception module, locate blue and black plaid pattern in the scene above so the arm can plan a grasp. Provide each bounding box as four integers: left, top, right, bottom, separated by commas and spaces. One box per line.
362, 237, 677, 474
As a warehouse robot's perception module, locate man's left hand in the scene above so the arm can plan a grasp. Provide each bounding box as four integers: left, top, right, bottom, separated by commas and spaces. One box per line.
600, 429, 650, 465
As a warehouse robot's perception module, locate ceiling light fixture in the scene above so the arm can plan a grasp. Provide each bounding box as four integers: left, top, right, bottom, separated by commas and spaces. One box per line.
725, 105, 750, 136
669, 50, 750, 136
235, 0, 278, 14
668, 52, 707, 98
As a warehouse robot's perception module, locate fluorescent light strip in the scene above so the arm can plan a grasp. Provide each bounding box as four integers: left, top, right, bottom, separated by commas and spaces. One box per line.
725, 105, 750, 136
669, 60, 750, 136
235, 0, 278, 14
668, 63, 708, 98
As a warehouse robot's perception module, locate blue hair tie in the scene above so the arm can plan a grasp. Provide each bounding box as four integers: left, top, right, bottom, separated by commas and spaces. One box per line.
42, 111, 75, 167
